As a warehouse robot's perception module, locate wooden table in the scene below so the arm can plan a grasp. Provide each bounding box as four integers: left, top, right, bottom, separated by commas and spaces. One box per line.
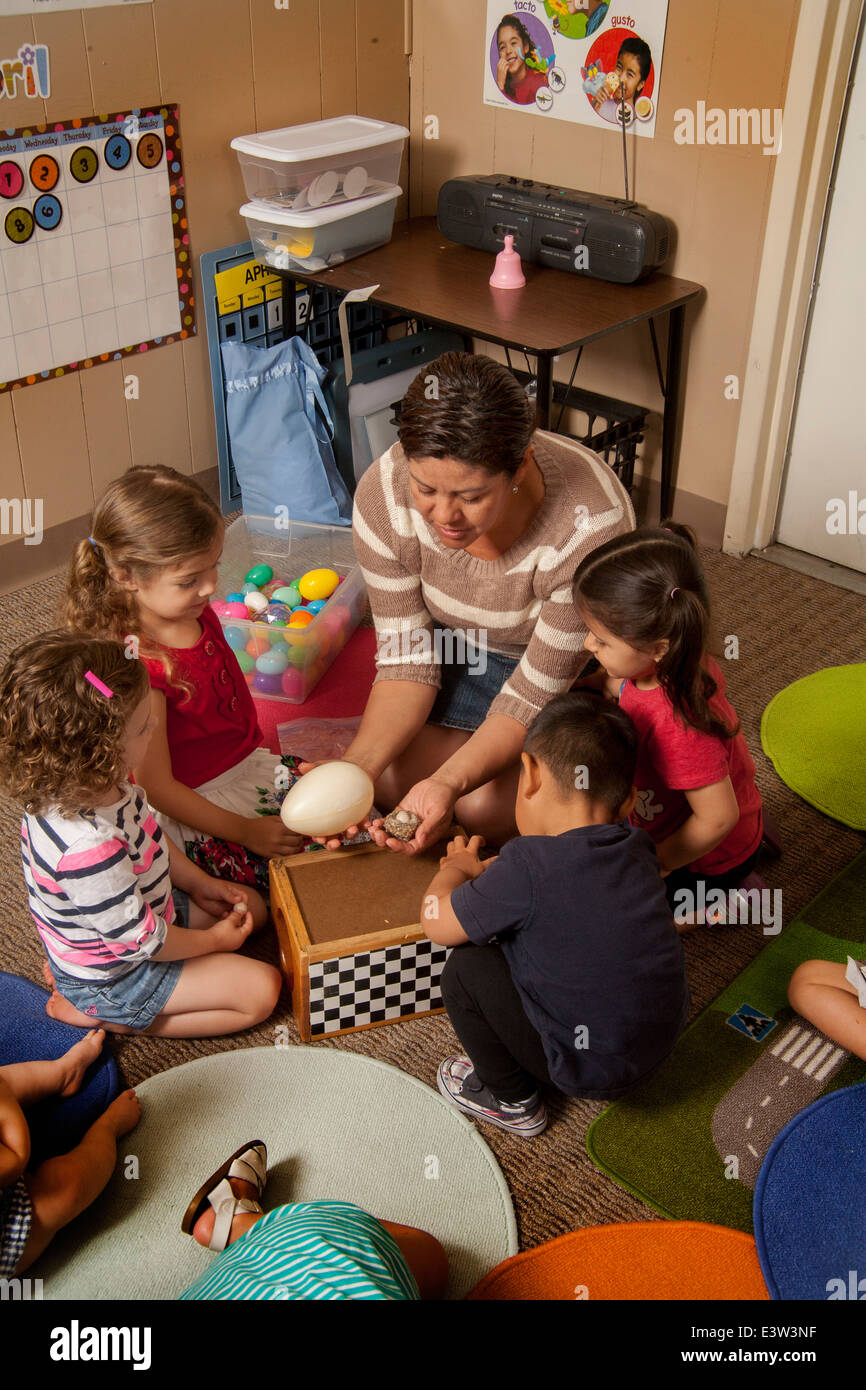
279, 216, 703, 516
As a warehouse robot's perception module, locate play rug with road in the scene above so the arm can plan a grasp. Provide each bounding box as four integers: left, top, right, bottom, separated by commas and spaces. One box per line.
586, 850, 866, 1232
33, 1046, 517, 1300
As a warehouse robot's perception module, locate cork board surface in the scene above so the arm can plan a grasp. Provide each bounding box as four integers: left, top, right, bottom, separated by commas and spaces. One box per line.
286, 842, 445, 946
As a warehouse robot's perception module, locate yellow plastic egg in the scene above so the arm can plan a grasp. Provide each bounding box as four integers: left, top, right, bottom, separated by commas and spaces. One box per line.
279, 761, 374, 836
298, 568, 339, 602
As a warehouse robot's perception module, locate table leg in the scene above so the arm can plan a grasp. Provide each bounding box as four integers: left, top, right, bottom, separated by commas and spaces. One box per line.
660, 305, 685, 518
535, 353, 552, 431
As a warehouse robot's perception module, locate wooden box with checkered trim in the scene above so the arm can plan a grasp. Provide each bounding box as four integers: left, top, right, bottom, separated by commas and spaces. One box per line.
270, 837, 452, 1041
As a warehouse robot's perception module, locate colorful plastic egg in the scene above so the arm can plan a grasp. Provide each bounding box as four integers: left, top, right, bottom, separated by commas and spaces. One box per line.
225, 602, 249, 620
261, 578, 285, 598
210, 599, 231, 618
244, 671, 256, 687
289, 610, 314, 629
253, 671, 284, 696
266, 602, 292, 623
244, 591, 268, 614
256, 649, 289, 675
223, 625, 247, 651
245, 564, 273, 587
241, 582, 260, 595
235, 650, 255, 673
305, 599, 327, 615
272, 584, 302, 608
298, 568, 339, 602
226, 592, 246, 604
279, 761, 375, 835
281, 668, 306, 699
286, 644, 308, 668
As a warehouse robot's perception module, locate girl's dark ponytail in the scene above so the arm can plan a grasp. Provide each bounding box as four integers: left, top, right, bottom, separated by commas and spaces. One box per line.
574, 524, 738, 742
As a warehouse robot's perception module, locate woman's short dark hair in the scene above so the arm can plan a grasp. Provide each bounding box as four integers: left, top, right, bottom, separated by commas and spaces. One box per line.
397, 352, 535, 475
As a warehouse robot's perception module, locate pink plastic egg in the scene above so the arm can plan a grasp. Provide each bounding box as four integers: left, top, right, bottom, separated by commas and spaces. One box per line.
225, 601, 248, 620
281, 668, 306, 699
211, 599, 231, 618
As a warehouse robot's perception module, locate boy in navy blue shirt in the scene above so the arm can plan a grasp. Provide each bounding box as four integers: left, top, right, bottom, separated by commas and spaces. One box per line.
422, 692, 689, 1137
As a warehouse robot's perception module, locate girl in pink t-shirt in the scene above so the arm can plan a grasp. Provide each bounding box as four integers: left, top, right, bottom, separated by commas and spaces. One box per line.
573, 523, 763, 927
65, 465, 305, 889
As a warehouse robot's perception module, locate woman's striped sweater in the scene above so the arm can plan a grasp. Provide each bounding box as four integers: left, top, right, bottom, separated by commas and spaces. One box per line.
352, 429, 635, 727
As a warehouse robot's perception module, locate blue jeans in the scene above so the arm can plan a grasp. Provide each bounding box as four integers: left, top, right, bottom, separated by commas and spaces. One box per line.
428, 630, 520, 732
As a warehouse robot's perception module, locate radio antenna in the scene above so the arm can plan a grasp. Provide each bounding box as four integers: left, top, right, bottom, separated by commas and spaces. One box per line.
619, 81, 630, 201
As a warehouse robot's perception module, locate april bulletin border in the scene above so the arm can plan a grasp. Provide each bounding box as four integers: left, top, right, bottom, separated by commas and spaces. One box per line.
0, 101, 195, 394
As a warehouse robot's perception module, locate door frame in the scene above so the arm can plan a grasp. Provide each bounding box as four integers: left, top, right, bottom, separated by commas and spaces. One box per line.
723, 0, 864, 556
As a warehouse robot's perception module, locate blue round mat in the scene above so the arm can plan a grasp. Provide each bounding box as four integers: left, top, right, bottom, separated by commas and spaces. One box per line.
754, 1081, 866, 1300
0, 971, 118, 1164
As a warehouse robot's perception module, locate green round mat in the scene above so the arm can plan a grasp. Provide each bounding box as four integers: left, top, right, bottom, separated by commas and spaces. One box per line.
34, 1046, 517, 1301
761, 663, 866, 830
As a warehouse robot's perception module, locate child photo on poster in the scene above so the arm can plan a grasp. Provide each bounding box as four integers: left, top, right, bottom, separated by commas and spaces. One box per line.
483, 0, 668, 137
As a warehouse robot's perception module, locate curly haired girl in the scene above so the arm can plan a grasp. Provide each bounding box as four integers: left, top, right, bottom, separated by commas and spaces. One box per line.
0, 632, 280, 1035
64, 465, 305, 890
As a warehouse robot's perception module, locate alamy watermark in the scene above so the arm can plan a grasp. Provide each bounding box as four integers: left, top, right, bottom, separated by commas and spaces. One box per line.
0, 497, 42, 544
672, 883, 782, 934
377, 627, 489, 675
673, 102, 782, 156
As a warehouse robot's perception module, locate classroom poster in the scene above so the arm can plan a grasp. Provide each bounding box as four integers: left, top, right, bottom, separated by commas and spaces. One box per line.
483, 1, 669, 137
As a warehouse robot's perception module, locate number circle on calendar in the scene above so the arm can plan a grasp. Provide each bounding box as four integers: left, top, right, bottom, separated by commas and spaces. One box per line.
136, 133, 164, 169
29, 154, 59, 192
4, 205, 34, 243
70, 146, 99, 184
104, 134, 132, 171
33, 194, 62, 231
0, 160, 25, 199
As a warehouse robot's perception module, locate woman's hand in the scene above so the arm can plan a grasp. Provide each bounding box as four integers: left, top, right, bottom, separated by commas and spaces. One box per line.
369, 777, 458, 856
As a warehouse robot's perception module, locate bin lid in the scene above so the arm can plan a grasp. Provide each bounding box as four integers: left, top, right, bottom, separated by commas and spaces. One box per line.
231, 115, 409, 162
240, 185, 401, 228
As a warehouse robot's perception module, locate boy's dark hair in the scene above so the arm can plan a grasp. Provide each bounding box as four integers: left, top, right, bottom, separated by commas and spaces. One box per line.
573, 521, 738, 742
397, 351, 534, 476
523, 691, 637, 816
618, 36, 652, 83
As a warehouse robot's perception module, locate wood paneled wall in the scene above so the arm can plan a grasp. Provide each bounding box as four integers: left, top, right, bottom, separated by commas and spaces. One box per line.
408, 0, 801, 513
0, 0, 409, 557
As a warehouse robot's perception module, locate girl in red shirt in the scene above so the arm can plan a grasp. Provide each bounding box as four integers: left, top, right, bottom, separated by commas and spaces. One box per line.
65, 466, 305, 890
494, 17, 550, 106
573, 524, 764, 927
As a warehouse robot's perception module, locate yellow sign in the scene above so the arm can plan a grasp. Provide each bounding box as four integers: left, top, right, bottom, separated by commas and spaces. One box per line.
214, 257, 280, 303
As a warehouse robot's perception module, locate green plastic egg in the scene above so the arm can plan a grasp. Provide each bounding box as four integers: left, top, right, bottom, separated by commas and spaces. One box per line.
245, 563, 274, 587
235, 650, 255, 673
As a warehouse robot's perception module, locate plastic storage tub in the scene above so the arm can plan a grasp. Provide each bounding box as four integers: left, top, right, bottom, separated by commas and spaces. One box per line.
231, 115, 409, 210
213, 515, 367, 704
240, 186, 400, 272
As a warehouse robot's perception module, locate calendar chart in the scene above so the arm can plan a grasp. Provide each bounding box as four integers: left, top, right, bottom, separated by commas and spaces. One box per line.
0, 104, 194, 392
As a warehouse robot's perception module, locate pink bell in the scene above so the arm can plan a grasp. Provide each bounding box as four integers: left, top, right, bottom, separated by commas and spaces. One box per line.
489, 234, 526, 289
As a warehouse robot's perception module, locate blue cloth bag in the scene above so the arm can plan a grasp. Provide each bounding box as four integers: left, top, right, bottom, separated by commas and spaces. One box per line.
221, 335, 352, 525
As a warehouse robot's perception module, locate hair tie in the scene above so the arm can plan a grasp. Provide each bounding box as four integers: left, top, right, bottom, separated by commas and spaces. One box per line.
88, 536, 102, 555
670, 587, 680, 599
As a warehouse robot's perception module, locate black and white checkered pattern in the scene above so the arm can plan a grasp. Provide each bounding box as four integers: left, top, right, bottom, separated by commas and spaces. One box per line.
308, 940, 451, 1036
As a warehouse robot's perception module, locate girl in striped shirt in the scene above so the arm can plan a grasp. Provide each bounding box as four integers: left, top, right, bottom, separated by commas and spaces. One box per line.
0, 633, 281, 1036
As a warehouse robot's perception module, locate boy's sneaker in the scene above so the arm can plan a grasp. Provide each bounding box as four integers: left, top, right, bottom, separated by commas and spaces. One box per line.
436, 1056, 548, 1137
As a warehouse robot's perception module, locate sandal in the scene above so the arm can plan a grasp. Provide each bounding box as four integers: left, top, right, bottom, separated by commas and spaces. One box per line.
181, 1141, 268, 1252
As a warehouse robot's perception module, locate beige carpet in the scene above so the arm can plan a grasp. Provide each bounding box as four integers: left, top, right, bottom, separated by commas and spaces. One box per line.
1, 552, 863, 1251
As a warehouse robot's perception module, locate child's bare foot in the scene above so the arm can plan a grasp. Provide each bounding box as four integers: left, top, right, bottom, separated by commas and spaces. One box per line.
42, 959, 56, 991
56, 1029, 106, 1096
100, 1088, 141, 1138
192, 1176, 260, 1248
46, 989, 100, 1028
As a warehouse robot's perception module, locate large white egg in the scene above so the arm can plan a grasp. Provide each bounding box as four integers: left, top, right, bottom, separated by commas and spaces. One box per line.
280, 761, 375, 837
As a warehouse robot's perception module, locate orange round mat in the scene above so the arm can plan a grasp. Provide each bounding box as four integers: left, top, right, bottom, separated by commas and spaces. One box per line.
468, 1221, 770, 1301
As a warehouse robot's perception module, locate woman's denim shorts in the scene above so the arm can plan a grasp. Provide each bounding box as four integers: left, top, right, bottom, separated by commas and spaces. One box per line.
50, 889, 190, 1032
428, 629, 520, 733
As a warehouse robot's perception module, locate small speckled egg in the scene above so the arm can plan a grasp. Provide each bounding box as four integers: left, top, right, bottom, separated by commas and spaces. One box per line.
298, 568, 339, 601
245, 564, 274, 587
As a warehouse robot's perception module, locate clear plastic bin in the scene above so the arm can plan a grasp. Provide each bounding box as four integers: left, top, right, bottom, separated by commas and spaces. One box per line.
231, 115, 408, 211
239, 186, 401, 273
214, 515, 367, 704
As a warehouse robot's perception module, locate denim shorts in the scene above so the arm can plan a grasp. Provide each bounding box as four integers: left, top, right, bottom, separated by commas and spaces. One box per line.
50, 889, 190, 1032
428, 630, 520, 732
